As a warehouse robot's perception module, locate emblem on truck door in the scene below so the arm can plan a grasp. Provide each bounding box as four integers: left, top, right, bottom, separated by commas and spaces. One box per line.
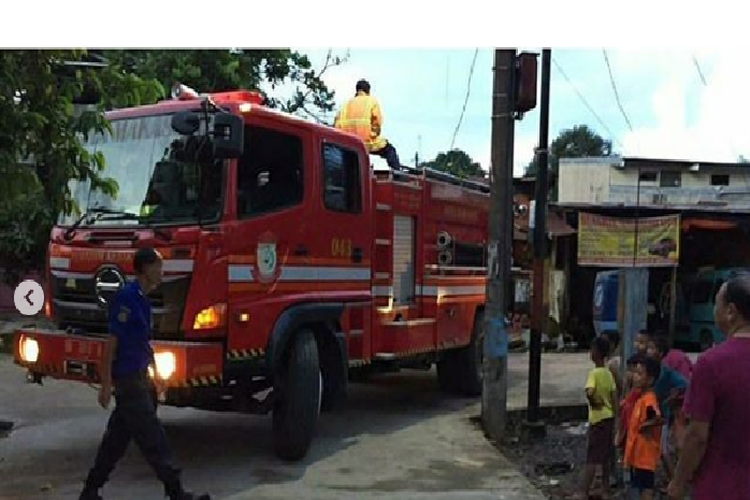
255, 232, 280, 284
258, 244, 276, 276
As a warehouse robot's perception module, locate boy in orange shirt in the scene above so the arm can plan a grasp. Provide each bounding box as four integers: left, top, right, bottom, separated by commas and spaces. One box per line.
624, 356, 662, 500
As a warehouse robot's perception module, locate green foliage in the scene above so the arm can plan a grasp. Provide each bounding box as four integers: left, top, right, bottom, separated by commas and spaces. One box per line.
525, 124, 612, 177
101, 49, 346, 121
0, 190, 53, 284
421, 149, 484, 178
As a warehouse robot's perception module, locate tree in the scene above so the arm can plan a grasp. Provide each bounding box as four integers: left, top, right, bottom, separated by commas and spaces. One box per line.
421, 149, 484, 178
524, 124, 612, 178
101, 49, 347, 122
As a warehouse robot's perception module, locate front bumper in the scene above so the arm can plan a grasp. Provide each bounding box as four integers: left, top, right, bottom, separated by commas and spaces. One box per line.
13, 328, 224, 388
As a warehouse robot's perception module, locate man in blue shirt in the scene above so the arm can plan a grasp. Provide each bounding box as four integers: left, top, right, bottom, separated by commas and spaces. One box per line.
79, 248, 210, 500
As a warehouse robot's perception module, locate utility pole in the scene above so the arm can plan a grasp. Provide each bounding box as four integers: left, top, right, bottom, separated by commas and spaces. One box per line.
482, 49, 517, 442
528, 49, 551, 431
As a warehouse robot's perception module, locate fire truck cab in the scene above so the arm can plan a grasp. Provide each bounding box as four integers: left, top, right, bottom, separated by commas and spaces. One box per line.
14, 87, 490, 461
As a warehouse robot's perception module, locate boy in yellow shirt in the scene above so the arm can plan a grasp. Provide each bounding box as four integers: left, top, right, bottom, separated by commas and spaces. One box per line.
581, 336, 617, 500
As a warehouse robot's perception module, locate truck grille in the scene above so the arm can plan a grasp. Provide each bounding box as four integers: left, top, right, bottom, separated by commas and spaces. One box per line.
51, 272, 187, 337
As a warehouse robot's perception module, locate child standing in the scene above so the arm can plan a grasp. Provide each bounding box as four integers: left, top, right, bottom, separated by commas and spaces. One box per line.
647, 334, 692, 381
615, 355, 644, 453
601, 331, 623, 487
645, 335, 688, 484
581, 336, 617, 500
634, 330, 650, 356
624, 356, 662, 499
623, 330, 651, 394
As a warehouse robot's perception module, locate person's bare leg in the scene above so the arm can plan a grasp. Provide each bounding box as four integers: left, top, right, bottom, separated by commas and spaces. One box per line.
640, 488, 654, 500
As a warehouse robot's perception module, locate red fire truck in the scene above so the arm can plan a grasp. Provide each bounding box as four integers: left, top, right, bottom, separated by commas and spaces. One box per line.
13, 86, 490, 461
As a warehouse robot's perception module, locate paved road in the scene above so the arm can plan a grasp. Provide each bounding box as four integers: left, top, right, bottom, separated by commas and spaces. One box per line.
1, 352, 571, 500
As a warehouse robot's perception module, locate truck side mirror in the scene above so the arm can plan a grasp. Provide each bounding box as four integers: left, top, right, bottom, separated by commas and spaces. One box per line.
171, 111, 201, 135
212, 113, 244, 159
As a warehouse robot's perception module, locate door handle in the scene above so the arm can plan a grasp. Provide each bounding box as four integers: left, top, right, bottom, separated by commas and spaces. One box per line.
352, 247, 363, 263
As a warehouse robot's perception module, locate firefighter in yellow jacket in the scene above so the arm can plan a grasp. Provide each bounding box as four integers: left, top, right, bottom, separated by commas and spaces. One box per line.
334, 80, 401, 169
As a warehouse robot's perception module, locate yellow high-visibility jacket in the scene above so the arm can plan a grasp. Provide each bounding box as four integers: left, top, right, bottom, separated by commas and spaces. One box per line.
334, 91, 387, 152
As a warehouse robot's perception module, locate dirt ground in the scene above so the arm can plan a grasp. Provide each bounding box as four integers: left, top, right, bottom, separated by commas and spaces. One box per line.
502, 419, 674, 500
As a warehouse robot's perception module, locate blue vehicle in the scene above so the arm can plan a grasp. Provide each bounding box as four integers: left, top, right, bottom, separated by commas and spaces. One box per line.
592, 269, 689, 342
593, 271, 619, 337
688, 268, 750, 350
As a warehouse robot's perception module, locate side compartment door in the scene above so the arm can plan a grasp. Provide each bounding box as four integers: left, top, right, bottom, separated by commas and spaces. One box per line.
392, 214, 416, 307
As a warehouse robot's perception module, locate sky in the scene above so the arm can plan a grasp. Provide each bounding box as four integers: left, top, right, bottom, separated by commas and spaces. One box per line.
269, 48, 748, 177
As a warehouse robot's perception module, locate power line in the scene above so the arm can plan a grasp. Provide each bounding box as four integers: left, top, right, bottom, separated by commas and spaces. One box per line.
600, 50, 640, 262
552, 57, 624, 150
692, 55, 708, 86
602, 49, 636, 135
450, 48, 479, 151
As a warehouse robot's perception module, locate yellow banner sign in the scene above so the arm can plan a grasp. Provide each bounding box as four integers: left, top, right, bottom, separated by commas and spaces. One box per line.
578, 213, 680, 267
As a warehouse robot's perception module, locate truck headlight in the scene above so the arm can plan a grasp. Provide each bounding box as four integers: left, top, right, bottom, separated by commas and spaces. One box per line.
20, 336, 39, 363
154, 352, 176, 380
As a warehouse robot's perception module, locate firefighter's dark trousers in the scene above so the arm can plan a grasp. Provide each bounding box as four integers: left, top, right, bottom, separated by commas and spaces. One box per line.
83, 372, 182, 496
373, 142, 401, 170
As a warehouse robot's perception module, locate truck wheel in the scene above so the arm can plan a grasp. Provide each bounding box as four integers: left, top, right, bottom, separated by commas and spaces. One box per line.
700, 330, 714, 352
436, 311, 485, 396
272, 329, 320, 461
436, 351, 459, 392
457, 311, 485, 396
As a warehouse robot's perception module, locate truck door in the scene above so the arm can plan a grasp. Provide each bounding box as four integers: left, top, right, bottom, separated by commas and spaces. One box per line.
313, 140, 373, 353
225, 119, 313, 357
315, 141, 371, 268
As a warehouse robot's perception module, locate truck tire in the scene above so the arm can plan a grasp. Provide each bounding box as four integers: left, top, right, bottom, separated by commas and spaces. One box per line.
436, 351, 459, 392
436, 311, 485, 396
272, 329, 321, 461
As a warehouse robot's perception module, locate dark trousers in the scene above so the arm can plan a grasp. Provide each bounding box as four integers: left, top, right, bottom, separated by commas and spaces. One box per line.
84, 373, 182, 496
373, 142, 401, 170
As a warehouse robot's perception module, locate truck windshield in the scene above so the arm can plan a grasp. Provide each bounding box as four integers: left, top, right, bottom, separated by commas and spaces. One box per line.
59, 114, 224, 227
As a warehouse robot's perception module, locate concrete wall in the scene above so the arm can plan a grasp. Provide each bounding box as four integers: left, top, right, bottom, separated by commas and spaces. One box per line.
558, 163, 611, 203
560, 159, 750, 207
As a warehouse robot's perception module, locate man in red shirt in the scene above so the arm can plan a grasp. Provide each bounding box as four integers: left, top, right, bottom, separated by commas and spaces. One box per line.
668, 276, 750, 500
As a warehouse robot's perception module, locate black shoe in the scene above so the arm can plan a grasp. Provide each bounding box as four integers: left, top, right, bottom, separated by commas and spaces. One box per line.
169, 492, 211, 500
78, 489, 104, 500
0, 420, 13, 432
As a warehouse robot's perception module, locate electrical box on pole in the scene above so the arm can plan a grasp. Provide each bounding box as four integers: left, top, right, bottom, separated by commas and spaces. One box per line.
515, 52, 539, 117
